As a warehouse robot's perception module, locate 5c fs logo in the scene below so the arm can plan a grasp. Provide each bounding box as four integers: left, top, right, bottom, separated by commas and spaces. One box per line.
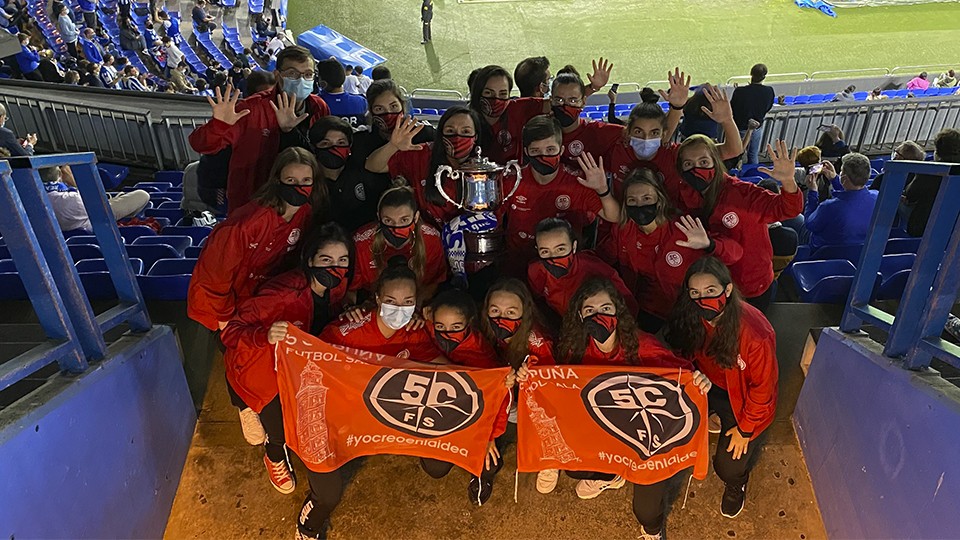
581, 372, 699, 459
363, 368, 484, 438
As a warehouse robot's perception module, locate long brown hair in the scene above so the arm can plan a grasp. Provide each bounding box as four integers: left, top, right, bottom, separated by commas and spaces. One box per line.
371, 186, 427, 282
252, 147, 329, 216
618, 167, 677, 226
676, 135, 728, 220
556, 278, 640, 365
663, 257, 743, 368
480, 278, 541, 368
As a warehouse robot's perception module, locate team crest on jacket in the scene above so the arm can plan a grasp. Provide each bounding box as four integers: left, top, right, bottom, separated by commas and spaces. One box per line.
581, 372, 699, 459
722, 212, 740, 229
287, 228, 301, 245
363, 368, 484, 438
555, 195, 571, 210
355, 183, 366, 201
261, 129, 270, 137
568, 140, 584, 157
665, 251, 683, 267
497, 130, 512, 147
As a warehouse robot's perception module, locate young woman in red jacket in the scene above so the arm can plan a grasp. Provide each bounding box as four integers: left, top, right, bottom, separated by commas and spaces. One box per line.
364, 106, 481, 227
188, 147, 329, 333
350, 186, 447, 300
664, 257, 779, 521
667, 137, 802, 311
420, 288, 505, 505
218, 223, 352, 539
598, 167, 740, 333
522, 278, 710, 539
468, 64, 548, 164
549, 72, 625, 172
527, 217, 638, 319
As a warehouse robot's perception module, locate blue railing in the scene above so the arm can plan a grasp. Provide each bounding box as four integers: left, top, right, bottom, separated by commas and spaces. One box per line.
840, 159, 960, 370
0, 153, 151, 393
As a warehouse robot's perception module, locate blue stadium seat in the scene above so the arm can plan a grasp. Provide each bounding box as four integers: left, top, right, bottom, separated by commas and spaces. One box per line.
0, 273, 27, 300
144, 208, 185, 222
154, 171, 184, 186
422, 108, 439, 116
98, 163, 129, 190
185, 245, 204, 258
162, 226, 213, 246
158, 201, 182, 209
68, 244, 104, 262
78, 272, 119, 300
853, 92, 868, 100
587, 112, 605, 121
793, 95, 810, 105
0, 259, 16, 273
138, 258, 198, 300
792, 260, 857, 304
156, 192, 183, 202
136, 182, 173, 191
127, 185, 161, 193
132, 235, 192, 255
885, 237, 921, 254
118, 225, 158, 244
76, 257, 145, 275
126, 244, 182, 270
809, 244, 862, 264
66, 235, 99, 246
876, 269, 910, 301
879, 253, 914, 280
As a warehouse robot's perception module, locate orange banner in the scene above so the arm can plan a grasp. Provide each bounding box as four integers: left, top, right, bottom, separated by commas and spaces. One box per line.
517, 365, 709, 485
276, 326, 511, 476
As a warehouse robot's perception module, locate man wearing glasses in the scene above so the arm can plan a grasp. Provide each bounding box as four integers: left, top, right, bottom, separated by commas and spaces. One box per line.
189, 45, 331, 214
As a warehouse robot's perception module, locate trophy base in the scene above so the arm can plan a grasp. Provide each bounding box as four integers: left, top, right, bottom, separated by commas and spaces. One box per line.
463, 229, 505, 274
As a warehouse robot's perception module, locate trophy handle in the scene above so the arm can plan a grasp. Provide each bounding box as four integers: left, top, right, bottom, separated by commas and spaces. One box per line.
435, 165, 464, 210
502, 160, 522, 203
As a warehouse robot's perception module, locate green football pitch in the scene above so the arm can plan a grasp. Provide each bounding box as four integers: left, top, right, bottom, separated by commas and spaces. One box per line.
288, 0, 960, 93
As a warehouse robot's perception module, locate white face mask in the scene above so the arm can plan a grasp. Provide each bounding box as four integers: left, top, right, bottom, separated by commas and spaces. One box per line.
379, 303, 415, 330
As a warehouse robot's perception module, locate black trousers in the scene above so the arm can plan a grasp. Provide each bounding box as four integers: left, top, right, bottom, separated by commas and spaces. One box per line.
421, 21, 431, 42
745, 284, 773, 313
420, 435, 506, 483
82, 10, 98, 29
66, 41, 79, 58
709, 386, 763, 487
225, 379, 287, 462
565, 470, 669, 531
298, 469, 343, 536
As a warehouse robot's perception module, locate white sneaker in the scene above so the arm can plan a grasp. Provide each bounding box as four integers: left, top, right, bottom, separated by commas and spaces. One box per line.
238, 407, 266, 445
638, 525, 662, 540
708, 413, 721, 434
536, 469, 559, 494
575, 475, 625, 500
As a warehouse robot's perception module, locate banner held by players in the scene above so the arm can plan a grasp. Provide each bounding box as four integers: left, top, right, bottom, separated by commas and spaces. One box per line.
276, 326, 511, 477
516, 365, 709, 485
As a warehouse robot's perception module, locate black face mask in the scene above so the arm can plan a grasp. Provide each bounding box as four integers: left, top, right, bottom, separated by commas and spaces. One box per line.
681, 167, 715, 194
311, 266, 347, 289
315, 146, 350, 169
583, 313, 617, 343
279, 183, 311, 207
551, 105, 580, 128
525, 152, 562, 176
435, 328, 469, 355
625, 203, 658, 226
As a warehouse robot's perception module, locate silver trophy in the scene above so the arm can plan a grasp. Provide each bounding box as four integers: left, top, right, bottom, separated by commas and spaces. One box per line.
435, 151, 522, 273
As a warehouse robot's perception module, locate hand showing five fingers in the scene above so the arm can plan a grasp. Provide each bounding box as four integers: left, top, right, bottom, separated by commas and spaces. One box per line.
658, 67, 691, 109
758, 139, 799, 186
271, 91, 309, 132
576, 152, 608, 194
588, 57, 613, 91
390, 116, 425, 152
675, 215, 711, 250
700, 83, 734, 124
207, 83, 250, 125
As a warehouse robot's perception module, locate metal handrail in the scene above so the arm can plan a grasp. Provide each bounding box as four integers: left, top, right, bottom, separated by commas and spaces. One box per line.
726, 72, 810, 85
890, 64, 957, 76
809, 68, 891, 79
410, 88, 465, 99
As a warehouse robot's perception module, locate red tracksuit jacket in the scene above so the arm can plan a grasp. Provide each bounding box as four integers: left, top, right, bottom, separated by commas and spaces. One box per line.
319, 311, 443, 362
664, 174, 803, 298
692, 303, 778, 438
187, 201, 311, 331
349, 221, 448, 293
479, 97, 546, 165
188, 87, 330, 213
387, 144, 461, 228
527, 250, 639, 317
219, 269, 347, 412
575, 330, 693, 369
440, 329, 500, 369
559, 119, 624, 172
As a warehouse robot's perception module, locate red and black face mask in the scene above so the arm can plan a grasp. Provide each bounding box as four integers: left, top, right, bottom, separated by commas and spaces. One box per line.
435, 327, 470, 354
694, 292, 727, 321
526, 151, 562, 176
373, 111, 402, 133
279, 183, 312, 207
551, 104, 582, 128
311, 265, 348, 289
540, 253, 574, 279
381, 221, 416, 248
480, 96, 509, 117
489, 316, 522, 342
682, 167, 716, 193
583, 312, 617, 343
315, 145, 351, 169
443, 134, 476, 161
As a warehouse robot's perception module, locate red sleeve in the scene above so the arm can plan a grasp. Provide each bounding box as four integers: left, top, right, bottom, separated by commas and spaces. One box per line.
595, 223, 621, 267
491, 394, 510, 440
220, 284, 288, 350
187, 220, 251, 330
596, 257, 638, 316
738, 330, 779, 437
637, 332, 693, 370
527, 261, 545, 301
453, 333, 500, 369
407, 327, 444, 362
388, 146, 430, 185
737, 181, 804, 223
574, 183, 603, 216
529, 334, 556, 366
708, 233, 744, 266
421, 226, 449, 287
587, 122, 626, 158
349, 227, 377, 292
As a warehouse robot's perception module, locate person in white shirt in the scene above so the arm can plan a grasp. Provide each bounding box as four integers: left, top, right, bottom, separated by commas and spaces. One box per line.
343, 63, 360, 94
265, 35, 284, 57
39, 166, 150, 232
354, 66, 372, 93
162, 36, 183, 77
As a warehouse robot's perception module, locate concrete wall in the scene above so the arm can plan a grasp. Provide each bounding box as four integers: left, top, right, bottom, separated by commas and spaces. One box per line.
794, 328, 960, 539
0, 326, 196, 539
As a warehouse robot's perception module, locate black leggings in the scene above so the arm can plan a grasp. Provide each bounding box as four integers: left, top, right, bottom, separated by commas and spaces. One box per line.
225, 379, 287, 462
420, 435, 507, 483
709, 386, 763, 487
744, 284, 773, 313
298, 469, 343, 536
565, 470, 670, 531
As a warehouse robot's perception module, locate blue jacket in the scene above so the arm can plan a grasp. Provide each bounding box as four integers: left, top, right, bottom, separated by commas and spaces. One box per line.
78, 0, 96, 12
80, 37, 103, 63
804, 188, 878, 249
16, 46, 40, 74
319, 90, 368, 128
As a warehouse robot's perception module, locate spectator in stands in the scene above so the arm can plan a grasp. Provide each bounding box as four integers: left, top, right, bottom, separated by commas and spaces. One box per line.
866, 87, 887, 101
38, 49, 65, 83
815, 123, 849, 160
120, 17, 148, 53
832, 85, 856, 102
229, 61, 245, 90
118, 0, 131, 19
192, 0, 216, 31
803, 152, 877, 250
80, 61, 105, 87
38, 166, 150, 232
605, 85, 625, 126
869, 140, 925, 193
156, 11, 182, 43
78, 0, 98, 30
421, 0, 433, 44
15, 33, 42, 81
906, 71, 930, 91
514, 56, 550, 98
99, 54, 122, 88
0, 104, 35, 156
679, 86, 720, 140
252, 12, 276, 38
731, 63, 775, 165
934, 69, 957, 88
195, 78, 214, 96
342, 64, 360, 94
121, 65, 151, 91
0, 0, 20, 31
371, 65, 391, 81
80, 28, 105, 64
56, 4, 80, 58
168, 61, 197, 93
64, 69, 81, 85
902, 128, 960, 237
266, 34, 284, 58
143, 20, 161, 48
758, 179, 799, 280
189, 45, 331, 214
354, 66, 372, 93
161, 36, 183, 77
318, 58, 368, 128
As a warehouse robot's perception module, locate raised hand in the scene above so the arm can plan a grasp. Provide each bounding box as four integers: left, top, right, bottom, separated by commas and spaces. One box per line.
271, 91, 309, 132
674, 215, 711, 250
700, 83, 734, 124
658, 67, 691, 109
267, 321, 289, 345
587, 57, 613, 91
389, 116, 425, 152
207, 83, 250, 125
692, 370, 713, 395
576, 152, 609, 194
758, 140, 800, 185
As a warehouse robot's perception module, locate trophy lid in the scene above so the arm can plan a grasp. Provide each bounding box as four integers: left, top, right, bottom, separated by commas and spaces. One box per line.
457, 148, 505, 174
